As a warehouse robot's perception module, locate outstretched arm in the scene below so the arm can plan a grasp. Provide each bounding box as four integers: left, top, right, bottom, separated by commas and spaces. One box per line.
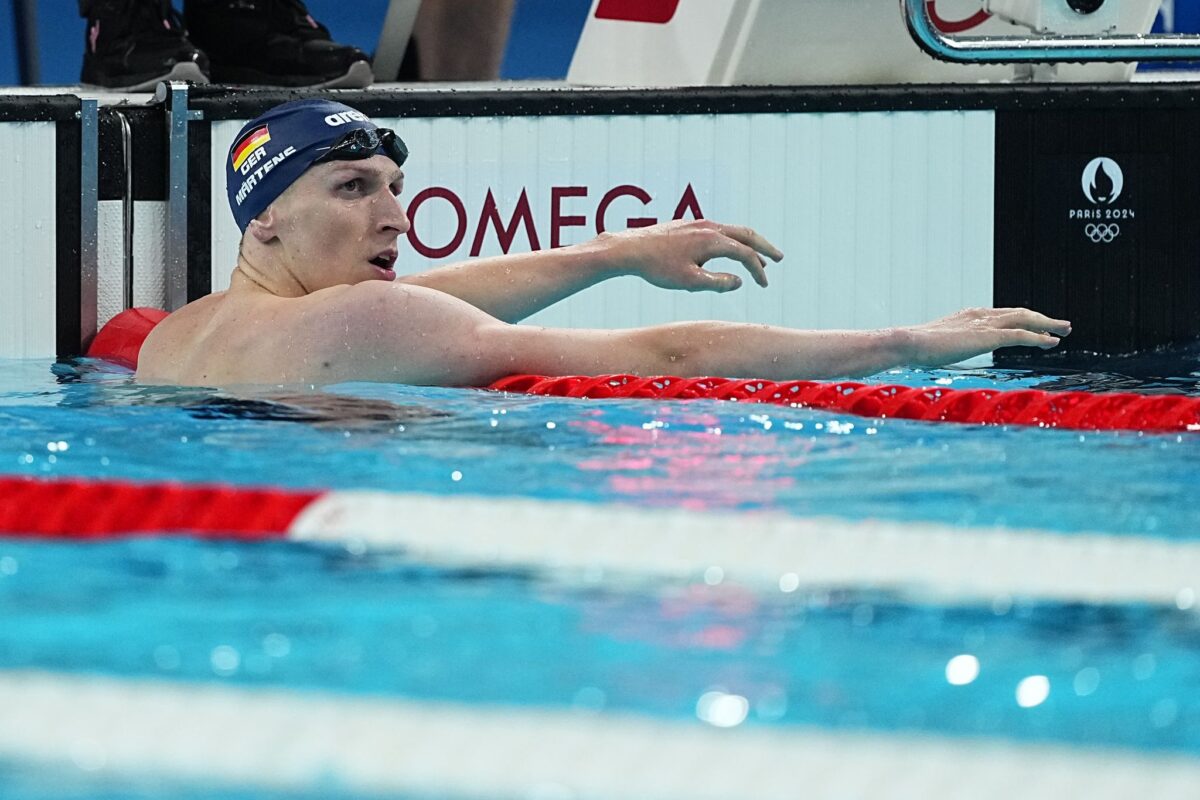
397, 220, 783, 323
492, 308, 1071, 384
329, 283, 1070, 387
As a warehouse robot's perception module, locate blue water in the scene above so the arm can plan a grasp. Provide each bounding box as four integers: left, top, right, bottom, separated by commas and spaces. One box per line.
1, 357, 1198, 538
2, 355, 1200, 797
2, 536, 1198, 749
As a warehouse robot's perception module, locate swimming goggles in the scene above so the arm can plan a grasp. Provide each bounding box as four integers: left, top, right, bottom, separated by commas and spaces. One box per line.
315, 127, 409, 168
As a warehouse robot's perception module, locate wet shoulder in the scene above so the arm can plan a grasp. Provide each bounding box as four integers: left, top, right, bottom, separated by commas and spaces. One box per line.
300, 281, 415, 333
137, 293, 226, 378
136, 283, 401, 385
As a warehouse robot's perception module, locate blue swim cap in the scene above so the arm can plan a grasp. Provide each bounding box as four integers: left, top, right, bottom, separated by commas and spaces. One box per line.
226, 98, 390, 232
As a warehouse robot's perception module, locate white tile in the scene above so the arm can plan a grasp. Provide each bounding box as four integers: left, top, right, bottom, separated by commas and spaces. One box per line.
0, 122, 57, 358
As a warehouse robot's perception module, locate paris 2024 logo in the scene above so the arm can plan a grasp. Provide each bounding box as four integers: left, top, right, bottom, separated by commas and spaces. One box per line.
1070, 157, 1134, 244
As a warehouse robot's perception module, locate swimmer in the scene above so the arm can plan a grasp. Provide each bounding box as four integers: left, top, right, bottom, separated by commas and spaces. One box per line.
136, 99, 1071, 387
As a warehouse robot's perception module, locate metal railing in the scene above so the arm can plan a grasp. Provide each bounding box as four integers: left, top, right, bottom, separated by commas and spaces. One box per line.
904, 0, 1200, 63
156, 82, 204, 312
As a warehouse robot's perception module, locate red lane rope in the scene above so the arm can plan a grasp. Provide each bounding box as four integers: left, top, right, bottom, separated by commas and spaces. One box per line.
89, 309, 1200, 433
0, 477, 318, 539
487, 375, 1200, 433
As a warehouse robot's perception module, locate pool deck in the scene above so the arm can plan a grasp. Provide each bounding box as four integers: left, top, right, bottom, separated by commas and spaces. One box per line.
1, 68, 1198, 105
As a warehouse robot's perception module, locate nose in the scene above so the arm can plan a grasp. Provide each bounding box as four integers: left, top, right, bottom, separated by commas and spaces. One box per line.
378, 194, 410, 236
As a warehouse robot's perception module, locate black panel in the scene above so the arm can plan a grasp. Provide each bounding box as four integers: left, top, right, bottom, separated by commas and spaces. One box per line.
188, 120, 212, 302
187, 82, 1200, 120
98, 106, 168, 202
994, 109, 1200, 362
97, 108, 123, 201
0, 95, 79, 122
55, 117, 81, 358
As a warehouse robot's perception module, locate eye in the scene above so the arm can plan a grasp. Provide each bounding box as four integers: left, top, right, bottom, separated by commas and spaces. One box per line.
341, 178, 364, 193
389, 182, 403, 197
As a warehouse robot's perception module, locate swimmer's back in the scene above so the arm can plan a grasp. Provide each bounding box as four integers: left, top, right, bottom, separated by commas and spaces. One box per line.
136, 284, 360, 386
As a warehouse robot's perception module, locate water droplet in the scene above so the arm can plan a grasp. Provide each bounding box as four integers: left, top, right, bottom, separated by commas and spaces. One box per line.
153, 645, 181, 670
697, 691, 749, 727
1073, 666, 1100, 696
210, 645, 240, 676
946, 654, 980, 686
1016, 675, 1050, 708
1132, 653, 1156, 681
1151, 698, 1179, 728
851, 603, 874, 627
262, 633, 291, 658
1176, 587, 1195, 610
572, 686, 607, 711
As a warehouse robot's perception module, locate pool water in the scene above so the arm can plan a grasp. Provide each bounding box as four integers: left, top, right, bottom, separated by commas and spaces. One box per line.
1, 352, 1200, 797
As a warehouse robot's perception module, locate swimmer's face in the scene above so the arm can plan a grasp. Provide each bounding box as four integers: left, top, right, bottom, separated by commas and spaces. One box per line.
263, 154, 409, 291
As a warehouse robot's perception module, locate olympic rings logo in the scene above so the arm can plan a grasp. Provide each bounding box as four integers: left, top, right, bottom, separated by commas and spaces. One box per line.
1085, 223, 1120, 243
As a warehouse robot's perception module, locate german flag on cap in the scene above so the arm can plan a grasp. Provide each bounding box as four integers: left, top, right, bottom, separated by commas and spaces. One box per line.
231, 125, 272, 172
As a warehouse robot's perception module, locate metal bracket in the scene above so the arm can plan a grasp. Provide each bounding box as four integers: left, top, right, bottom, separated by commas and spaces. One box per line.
156, 81, 205, 311
114, 109, 135, 312
79, 99, 99, 349
903, 0, 1200, 63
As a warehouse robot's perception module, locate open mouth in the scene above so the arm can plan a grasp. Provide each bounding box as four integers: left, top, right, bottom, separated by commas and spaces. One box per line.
369, 252, 397, 271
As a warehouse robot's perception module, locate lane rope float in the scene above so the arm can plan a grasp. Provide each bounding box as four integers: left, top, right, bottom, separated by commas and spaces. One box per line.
490, 374, 1200, 433
2, 475, 1200, 605
4, 669, 1200, 800
88, 308, 1200, 432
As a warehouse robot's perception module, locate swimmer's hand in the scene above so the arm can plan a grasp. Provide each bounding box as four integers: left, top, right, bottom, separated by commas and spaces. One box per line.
903, 307, 1072, 366
600, 219, 784, 293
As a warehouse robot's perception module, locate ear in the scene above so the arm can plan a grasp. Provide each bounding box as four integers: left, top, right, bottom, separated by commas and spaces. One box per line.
247, 205, 279, 244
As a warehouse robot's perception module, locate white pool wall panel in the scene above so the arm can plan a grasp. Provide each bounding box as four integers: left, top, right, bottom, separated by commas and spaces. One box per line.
97, 200, 168, 326
0, 122, 57, 359
210, 111, 994, 331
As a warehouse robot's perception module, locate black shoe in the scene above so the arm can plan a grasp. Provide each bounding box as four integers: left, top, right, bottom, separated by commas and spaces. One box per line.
81, 0, 210, 91
184, 0, 374, 88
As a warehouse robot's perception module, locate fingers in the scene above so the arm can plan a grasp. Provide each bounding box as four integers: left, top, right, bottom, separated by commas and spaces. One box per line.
703, 236, 770, 288
994, 308, 1072, 337
693, 271, 742, 293
718, 224, 785, 262
1002, 329, 1061, 350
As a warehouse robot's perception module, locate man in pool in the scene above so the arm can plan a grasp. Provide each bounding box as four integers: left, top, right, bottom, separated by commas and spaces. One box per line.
136, 99, 1071, 386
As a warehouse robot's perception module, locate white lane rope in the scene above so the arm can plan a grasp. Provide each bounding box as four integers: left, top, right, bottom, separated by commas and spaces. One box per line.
290, 492, 1200, 606
1, 670, 1198, 800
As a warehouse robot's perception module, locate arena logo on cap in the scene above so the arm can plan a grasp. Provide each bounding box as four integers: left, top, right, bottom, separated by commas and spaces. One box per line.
325, 110, 369, 127
232, 126, 272, 172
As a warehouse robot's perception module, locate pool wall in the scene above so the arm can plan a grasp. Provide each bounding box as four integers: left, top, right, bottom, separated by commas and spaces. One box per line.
0, 93, 81, 360
208, 108, 995, 332
2, 82, 1199, 361
0, 117, 56, 358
